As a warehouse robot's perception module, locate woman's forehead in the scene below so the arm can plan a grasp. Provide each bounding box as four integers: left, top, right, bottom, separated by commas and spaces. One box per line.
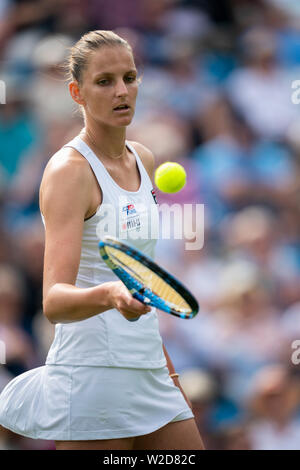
86, 46, 136, 77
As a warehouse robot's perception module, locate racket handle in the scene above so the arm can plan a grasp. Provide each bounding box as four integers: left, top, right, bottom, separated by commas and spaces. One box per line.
132, 291, 145, 303
132, 291, 152, 304
128, 291, 152, 321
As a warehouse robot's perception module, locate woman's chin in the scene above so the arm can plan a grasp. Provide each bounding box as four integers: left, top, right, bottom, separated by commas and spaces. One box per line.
112, 115, 134, 127
93, 113, 134, 128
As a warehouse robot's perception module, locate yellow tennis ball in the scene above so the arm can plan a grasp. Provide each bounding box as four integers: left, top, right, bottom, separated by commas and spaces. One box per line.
154, 162, 186, 193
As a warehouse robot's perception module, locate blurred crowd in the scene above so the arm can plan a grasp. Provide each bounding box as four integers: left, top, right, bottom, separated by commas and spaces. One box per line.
0, 0, 300, 450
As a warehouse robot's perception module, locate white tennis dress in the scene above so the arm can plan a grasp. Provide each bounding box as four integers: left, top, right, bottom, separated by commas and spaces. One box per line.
0, 136, 193, 440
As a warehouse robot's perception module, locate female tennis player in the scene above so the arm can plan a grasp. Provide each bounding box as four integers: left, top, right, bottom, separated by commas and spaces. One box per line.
0, 30, 204, 450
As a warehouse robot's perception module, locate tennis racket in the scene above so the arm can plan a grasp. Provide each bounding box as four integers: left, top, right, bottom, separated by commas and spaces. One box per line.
99, 235, 199, 320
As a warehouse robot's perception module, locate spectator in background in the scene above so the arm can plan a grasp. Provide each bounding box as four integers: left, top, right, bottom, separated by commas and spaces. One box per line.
179, 368, 218, 450
194, 95, 299, 218
214, 424, 253, 450
4, 118, 83, 232
226, 27, 299, 140
28, 34, 77, 125
191, 95, 255, 227
0, 73, 41, 187
221, 206, 300, 308
86, 0, 145, 31
11, 218, 45, 337
0, 264, 37, 376
0, 0, 13, 55
247, 365, 300, 450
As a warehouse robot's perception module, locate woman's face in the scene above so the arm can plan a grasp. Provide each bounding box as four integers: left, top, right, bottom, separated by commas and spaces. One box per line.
72, 45, 139, 127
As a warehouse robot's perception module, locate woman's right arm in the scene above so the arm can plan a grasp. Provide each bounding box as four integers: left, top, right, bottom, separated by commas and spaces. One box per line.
40, 151, 151, 324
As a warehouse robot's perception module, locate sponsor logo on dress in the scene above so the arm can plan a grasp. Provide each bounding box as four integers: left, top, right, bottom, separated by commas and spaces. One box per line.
151, 189, 158, 204
122, 203, 137, 216
121, 203, 141, 232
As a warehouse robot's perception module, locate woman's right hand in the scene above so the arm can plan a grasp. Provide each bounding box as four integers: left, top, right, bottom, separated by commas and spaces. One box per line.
108, 281, 152, 321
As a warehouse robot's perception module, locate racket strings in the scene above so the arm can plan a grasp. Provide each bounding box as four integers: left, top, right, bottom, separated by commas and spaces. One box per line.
109, 251, 146, 284
106, 246, 190, 312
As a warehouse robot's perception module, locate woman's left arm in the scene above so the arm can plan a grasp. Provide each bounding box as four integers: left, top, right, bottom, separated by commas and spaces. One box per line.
162, 343, 193, 411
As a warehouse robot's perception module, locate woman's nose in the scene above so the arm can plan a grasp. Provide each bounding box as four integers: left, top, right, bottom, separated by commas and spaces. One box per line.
115, 79, 128, 97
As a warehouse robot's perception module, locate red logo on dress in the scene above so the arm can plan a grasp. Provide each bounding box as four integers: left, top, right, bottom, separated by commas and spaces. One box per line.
151, 189, 158, 204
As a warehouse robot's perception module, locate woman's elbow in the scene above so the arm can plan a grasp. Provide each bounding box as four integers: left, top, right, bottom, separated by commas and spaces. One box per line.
43, 298, 59, 324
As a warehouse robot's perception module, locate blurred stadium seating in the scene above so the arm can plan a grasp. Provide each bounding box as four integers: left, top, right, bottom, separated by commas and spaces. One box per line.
0, 0, 300, 450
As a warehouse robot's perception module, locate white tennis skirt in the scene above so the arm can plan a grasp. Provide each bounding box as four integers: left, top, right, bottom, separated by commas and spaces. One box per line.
0, 365, 194, 441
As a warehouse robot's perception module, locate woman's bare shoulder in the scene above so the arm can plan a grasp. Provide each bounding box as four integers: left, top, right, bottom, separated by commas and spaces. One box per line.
42, 146, 90, 179
39, 145, 93, 216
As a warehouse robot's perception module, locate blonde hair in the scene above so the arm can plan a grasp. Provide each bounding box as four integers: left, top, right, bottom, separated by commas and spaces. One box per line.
66, 30, 134, 85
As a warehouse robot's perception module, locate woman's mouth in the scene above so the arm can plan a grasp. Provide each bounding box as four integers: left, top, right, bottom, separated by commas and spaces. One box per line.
113, 104, 130, 113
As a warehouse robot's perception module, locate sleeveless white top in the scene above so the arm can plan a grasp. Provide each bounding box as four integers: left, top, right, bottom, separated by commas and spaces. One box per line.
44, 136, 166, 369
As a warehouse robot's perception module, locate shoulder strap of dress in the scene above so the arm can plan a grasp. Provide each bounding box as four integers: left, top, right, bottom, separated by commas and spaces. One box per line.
125, 141, 153, 188
63, 136, 153, 191
63, 136, 111, 192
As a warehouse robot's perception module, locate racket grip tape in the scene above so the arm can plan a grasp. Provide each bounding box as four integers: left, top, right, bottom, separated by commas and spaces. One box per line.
128, 290, 151, 322
132, 291, 146, 303
128, 292, 149, 321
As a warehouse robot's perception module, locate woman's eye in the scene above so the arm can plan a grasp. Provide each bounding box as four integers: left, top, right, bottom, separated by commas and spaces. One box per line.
125, 76, 136, 83
97, 79, 110, 86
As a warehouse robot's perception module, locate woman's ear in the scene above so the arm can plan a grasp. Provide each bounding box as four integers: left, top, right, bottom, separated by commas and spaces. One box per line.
69, 81, 85, 105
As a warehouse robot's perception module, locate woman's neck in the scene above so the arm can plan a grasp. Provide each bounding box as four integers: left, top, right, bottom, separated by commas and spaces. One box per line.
79, 119, 127, 160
